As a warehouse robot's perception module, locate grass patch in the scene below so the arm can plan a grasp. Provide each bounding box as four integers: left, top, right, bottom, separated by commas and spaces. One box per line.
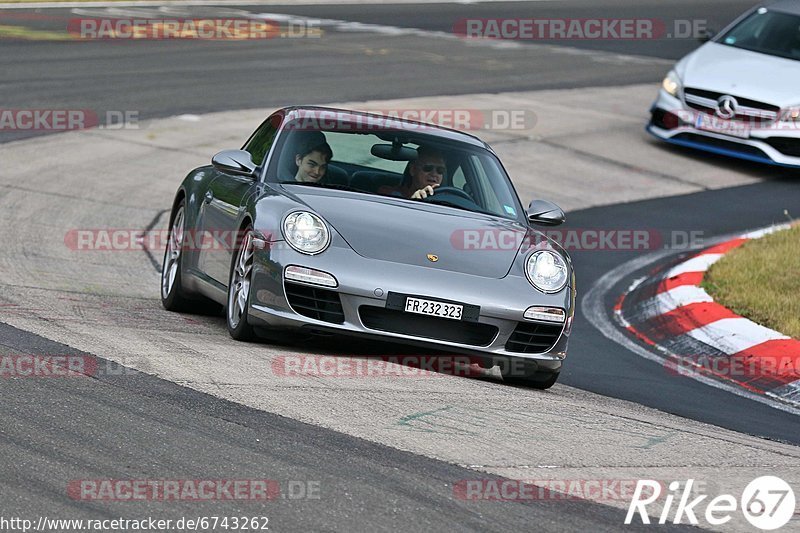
703, 225, 800, 338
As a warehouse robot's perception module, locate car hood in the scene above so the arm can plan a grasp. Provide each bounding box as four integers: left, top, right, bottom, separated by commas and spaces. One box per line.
679, 42, 800, 106
287, 188, 528, 279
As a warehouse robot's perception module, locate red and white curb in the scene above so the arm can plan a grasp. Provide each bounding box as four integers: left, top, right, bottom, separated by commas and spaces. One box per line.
615, 223, 800, 407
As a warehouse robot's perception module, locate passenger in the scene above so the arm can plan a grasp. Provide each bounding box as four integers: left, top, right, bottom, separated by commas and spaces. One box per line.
381, 145, 447, 199
293, 136, 333, 183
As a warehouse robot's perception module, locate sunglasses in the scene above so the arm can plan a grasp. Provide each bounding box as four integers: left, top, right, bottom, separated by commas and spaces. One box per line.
420, 164, 446, 174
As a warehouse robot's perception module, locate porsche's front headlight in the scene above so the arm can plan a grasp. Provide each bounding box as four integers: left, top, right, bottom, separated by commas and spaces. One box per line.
661, 70, 682, 97
282, 211, 330, 255
526, 250, 569, 294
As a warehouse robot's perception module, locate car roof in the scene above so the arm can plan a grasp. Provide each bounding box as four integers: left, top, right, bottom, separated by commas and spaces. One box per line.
279, 105, 492, 151
764, 0, 800, 16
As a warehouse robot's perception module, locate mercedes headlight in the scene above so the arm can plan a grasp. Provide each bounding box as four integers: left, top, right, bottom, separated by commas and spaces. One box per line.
282, 211, 330, 255
526, 250, 569, 294
661, 70, 682, 97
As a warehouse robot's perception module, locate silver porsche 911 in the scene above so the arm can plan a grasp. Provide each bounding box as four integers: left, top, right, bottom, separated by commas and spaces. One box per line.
161, 107, 575, 388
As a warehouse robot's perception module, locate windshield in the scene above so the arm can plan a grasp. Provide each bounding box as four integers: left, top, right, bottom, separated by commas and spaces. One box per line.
719, 8, 800, 61
267, 117, 524, 221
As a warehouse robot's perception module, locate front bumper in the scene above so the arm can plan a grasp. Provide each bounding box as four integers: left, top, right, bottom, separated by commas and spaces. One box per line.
246, 240, 573, 371
647, 89, 800, 168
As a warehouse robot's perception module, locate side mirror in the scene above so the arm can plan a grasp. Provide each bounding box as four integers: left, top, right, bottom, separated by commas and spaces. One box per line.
697, 28, 715, 43
527, 199, 565, 226
212, 150, 257, 178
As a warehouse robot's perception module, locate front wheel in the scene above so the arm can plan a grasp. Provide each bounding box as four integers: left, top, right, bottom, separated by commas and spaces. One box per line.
227, 226, 257, 341
161, 203, 194, 311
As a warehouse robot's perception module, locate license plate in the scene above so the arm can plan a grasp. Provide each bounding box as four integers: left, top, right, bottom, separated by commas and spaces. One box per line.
404, 297, 463, 320
695, 113, 750, 139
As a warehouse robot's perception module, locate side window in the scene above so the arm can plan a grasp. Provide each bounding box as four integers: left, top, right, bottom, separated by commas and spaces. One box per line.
243, 121, 278, 167
467, 154, 503, 214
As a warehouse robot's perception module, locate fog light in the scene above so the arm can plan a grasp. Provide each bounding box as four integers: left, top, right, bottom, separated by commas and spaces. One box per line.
285, 266, 338, 288
524, 306, 565, 323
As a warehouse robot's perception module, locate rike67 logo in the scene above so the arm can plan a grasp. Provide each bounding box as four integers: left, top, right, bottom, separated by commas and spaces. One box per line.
626, 476, 796, 530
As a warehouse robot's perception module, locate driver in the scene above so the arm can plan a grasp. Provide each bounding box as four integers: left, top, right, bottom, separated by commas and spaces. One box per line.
380, 145, 446, 199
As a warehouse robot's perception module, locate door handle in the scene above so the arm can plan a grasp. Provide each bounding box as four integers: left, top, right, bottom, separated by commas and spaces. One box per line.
204, 190, 214, 204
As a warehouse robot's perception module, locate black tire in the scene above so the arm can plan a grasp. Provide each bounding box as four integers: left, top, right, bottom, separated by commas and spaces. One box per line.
161, 201, 195, 312
227, 224, 257, 341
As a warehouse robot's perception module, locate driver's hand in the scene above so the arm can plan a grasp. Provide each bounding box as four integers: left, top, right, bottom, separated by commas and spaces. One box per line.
411, 184, 438, 200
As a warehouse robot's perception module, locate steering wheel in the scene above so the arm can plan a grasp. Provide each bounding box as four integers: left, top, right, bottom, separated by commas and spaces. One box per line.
423, 186, 474, 202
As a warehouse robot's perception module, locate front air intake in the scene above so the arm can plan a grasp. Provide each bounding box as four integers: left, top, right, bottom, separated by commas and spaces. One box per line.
505, 322, 563, 354
285, 282, 345, 324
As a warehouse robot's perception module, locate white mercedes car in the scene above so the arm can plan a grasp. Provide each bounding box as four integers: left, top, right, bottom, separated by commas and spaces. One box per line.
647, 1, 800, 168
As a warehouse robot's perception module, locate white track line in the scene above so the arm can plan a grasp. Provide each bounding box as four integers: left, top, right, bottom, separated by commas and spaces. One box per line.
635, 285, 713, 321
665, 253, 723, 278
685, 318, 789, 355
